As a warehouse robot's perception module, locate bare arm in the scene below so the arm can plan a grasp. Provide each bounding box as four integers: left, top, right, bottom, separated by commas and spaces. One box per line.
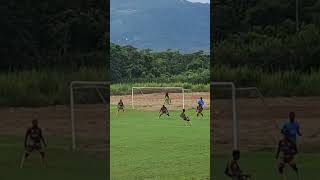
40, 129, 47, 147
297, 126, 302, 136
224, 162, 232, 177
24, 129, 30, 148
276, 142, 281, 159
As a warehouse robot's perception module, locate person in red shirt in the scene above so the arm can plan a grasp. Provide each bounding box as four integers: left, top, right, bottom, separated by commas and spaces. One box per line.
20, 119, 47, 168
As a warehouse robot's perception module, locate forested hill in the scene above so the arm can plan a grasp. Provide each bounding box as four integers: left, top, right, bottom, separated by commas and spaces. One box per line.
110, 43, 210, 83
1, 1, 107, 71
111, 0, 210, 53
214, 0, 320, 72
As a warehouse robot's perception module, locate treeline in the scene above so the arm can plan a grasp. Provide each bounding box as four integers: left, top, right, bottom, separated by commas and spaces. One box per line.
0, 1, 108, 106
214, 0, 320, 72
213, 0, 320, 96
0, 67, 107, 107
1, 0, 108, 71
212, 66, 320, 96
110, 43, 210, 84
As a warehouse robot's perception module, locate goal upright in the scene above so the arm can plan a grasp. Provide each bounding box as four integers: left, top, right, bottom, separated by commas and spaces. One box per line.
70, 81, 109, 151
211, 82, 238, 150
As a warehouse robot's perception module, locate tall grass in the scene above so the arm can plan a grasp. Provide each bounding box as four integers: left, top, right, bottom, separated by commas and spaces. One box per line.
111, 82, 209, 95
0, 67, 107, 107
212, 66, 320, 97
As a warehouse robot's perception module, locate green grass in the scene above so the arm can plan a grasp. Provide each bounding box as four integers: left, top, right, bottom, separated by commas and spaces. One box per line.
0, 67, 107, 107
212, 152, 320, 179
110, 106, 210, 180
0, 137, 108, 180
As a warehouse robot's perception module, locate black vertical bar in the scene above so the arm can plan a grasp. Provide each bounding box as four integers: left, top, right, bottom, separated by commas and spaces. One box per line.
104, 0, 110, 179
210, 0, 215, 179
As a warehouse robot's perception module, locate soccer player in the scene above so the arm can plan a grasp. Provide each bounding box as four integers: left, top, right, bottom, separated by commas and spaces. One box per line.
164, 92, 171, 105
276, 133, 299, 180
198, 97, 205, 108
196, 105, 204, 117
159, 105, 169, 118
225, 150, 251, 180
117, 99, 125, 112
20, 119, 47, 168
180, 109, 192, 126
281, 112, 302, 145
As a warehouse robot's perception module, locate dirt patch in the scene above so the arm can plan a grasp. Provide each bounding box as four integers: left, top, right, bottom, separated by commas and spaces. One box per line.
111, 92, 210, 111
0, 104, 109, 150
212, 97, 320, 152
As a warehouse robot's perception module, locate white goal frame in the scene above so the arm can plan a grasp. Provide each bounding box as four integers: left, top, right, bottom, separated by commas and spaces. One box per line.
131, 87, 186, 109
211, 82, 238, 150
70, 81, 109, 150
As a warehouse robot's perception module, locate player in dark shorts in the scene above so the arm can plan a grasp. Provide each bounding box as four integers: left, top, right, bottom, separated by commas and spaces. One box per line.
276, 133, 299, 180
159, 105, 169, 118
117, 99, 125, 112
225, 150, 251, 180
180, 109, 192, 126
196, 105, 204, 117
20, 119, 47, 168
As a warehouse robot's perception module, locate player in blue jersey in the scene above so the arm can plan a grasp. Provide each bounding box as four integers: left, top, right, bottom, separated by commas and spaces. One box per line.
281, 112, 302, 145
197, 97, 205, 117
197, 97, 205, 108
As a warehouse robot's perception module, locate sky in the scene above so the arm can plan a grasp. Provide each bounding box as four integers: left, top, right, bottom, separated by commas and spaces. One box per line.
187, 0, 210, 3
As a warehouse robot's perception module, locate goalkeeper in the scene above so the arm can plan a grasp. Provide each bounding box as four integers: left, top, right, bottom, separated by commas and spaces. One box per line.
164, 92, 171, 105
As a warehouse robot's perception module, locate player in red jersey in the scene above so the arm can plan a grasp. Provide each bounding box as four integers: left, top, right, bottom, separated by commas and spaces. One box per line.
20, 119, 47, 168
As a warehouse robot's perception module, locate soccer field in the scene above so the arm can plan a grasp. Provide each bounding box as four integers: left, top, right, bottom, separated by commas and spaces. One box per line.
0, 137, 108, 180
212, 152, 320, 179
110, 106, 210, 180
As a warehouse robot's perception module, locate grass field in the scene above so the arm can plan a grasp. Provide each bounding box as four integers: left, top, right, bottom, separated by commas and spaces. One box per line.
212, 151, 320, 179
0, 136, 107, 180
110, 106, 210, 180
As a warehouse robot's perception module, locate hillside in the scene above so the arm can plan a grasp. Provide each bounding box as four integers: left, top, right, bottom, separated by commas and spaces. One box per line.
111, 0, 210, 53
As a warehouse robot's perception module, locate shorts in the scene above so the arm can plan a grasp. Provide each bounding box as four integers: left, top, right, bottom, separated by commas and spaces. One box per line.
26, 142, 42, 152
160, 110, 168, 114
279, 155, 295, 165
118, 105, 124, 109
183, 117, 190, 121
197, 107, 203, 113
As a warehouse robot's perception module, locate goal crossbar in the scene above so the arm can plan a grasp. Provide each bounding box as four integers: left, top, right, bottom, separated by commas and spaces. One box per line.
131, 87, 186, 109
70, 81, 109, 151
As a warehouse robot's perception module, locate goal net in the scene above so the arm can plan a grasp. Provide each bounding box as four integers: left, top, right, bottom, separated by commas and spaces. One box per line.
131, 87, 188, 111
70, 81, 109, 151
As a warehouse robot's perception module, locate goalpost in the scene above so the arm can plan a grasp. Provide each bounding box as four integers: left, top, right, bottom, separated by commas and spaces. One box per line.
70, 81, 109, 151
212, 82, 280, 151
131, 87, 186, 110
211, 82, 238, 150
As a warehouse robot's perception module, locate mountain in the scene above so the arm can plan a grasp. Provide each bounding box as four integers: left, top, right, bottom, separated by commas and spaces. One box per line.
111, 0, 209, 53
